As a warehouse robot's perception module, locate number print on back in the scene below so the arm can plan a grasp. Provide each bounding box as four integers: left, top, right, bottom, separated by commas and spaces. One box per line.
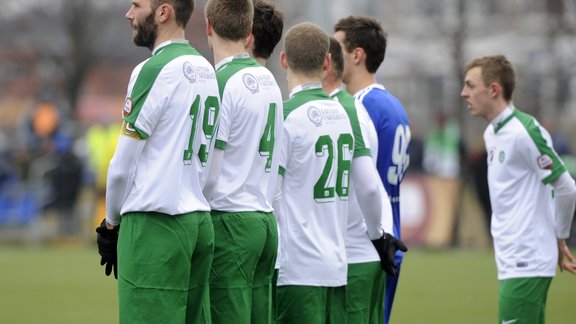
387, 125, 411, 185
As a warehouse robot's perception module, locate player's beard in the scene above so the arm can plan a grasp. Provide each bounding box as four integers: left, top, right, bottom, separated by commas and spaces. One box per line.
133, 11, 158, 51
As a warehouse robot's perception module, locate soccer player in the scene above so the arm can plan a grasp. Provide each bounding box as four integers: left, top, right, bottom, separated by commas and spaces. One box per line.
334, 16, 412, 324
247, 0, 284, 66
96, 0, 220, 323
323, 36, 399, 324
203, 0, 283, 323
461, 54, 576, 324
274, 22, 400, 324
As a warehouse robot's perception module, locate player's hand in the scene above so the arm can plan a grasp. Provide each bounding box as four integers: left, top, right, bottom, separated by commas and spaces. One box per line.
96, 219, 120, 279
371, 233, 408, 276
557, 239, 576, 275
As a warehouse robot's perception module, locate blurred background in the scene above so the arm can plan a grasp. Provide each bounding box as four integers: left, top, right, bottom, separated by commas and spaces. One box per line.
0, 0, 575, 323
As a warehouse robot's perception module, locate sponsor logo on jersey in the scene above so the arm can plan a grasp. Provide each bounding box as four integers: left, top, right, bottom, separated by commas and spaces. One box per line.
502, 319, 518, 324
516, 261, 528, 268
242, 73, 259, 94
307, 106, 322, 127
498, 151, 505, 163
123, 97, 133, 117
537, 154, 553, 170
183, 62, 197, 83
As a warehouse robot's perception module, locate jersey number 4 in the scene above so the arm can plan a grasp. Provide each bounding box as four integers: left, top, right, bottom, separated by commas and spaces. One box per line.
314, 133, 353, 202
258, 103, 277, 173
184, 94, 219, 166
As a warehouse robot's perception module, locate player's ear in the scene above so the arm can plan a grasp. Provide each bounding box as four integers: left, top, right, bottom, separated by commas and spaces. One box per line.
354, 47, 368, 67
489, 82, 502, 99
323, 52, 332, 75
157, 3, 171, 23
280, 51, 288, 70
205, 18, 213, 37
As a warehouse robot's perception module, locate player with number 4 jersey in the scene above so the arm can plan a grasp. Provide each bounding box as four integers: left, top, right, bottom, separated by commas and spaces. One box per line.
204, 0, 283, 323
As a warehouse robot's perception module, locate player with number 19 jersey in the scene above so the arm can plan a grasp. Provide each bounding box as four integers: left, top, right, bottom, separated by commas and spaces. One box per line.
276, 84, 353, 287
119, 40, 220, 216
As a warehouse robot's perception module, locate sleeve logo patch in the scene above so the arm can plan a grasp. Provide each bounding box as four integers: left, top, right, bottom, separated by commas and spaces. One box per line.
121, 121, 143, 140
123, 97, 133, 117
537, 154, 553, 170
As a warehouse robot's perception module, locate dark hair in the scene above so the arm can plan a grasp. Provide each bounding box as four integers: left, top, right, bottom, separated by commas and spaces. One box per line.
334, 16, 387, 73
465, 55, 516, 102
154, 0, 195, 28
252, 0, 283, 59
205, 0, 253, 41
328, 37, 344, 80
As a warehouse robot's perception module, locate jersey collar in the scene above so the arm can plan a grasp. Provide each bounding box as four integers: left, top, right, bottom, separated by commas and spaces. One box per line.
289, 82, 323, 99
152, 39, 188, 56
354, 83, 385, 97
215, 53, 251, 70
490, 104, 515, 133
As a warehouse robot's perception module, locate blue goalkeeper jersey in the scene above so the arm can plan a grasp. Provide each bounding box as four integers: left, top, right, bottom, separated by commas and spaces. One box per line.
355, 84, 411, 257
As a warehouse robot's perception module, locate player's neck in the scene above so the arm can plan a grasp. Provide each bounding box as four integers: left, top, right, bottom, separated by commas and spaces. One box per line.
212, 36, 248, 65
287, 70, 322, 95
153, 26, 185, 51
346, 69, 377, 96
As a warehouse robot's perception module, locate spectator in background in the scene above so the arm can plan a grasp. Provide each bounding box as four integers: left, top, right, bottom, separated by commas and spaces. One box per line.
461, 54, 576, 324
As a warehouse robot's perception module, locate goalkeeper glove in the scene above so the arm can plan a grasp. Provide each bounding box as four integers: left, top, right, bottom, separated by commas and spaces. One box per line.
96, 219, 120, 279
371, 233, 408, 277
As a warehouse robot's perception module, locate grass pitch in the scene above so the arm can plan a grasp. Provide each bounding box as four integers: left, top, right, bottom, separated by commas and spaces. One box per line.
0, 246, 574, 323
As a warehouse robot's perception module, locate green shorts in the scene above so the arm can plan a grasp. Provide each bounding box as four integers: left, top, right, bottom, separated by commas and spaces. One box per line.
209, 211, 278, 324
117, 211, 214, 324
276, 285, 346, 324
346, 261, 385, 324
499, 277, 552, 324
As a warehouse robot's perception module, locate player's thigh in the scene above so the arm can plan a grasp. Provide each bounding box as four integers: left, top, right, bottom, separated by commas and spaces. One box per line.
252, 213, 278, 324
118, 212, 204, 323
276, 285, 328, 324
498, 277, 552, 324
346, 262, 384, 324
210, 211, 269, 285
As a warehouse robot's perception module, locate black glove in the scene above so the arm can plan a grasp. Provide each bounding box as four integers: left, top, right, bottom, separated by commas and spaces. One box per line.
96, 219, 120, 279
371, 233, 408, 277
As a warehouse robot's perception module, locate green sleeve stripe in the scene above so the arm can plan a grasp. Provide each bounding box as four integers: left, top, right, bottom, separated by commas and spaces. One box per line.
513, 109, 566, 184
215, 139, 227, 150
333, 90, 367, 155
278, 165, 285, 176
125, 43, 199, 137
354, 148, 372, 158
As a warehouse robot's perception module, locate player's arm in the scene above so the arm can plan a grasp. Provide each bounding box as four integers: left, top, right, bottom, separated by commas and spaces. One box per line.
203, 147, 223, 200
351, 156, 388, 239
551, 171, 576, 274
105, 129, 145, 227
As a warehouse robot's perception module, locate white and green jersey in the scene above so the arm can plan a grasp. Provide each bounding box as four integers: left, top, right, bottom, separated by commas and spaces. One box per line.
331, 89, 381, 264
120, 40, 220, 215
276, 84, 354, 287
210, 54, 283, 212
485, 106, 566, 280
